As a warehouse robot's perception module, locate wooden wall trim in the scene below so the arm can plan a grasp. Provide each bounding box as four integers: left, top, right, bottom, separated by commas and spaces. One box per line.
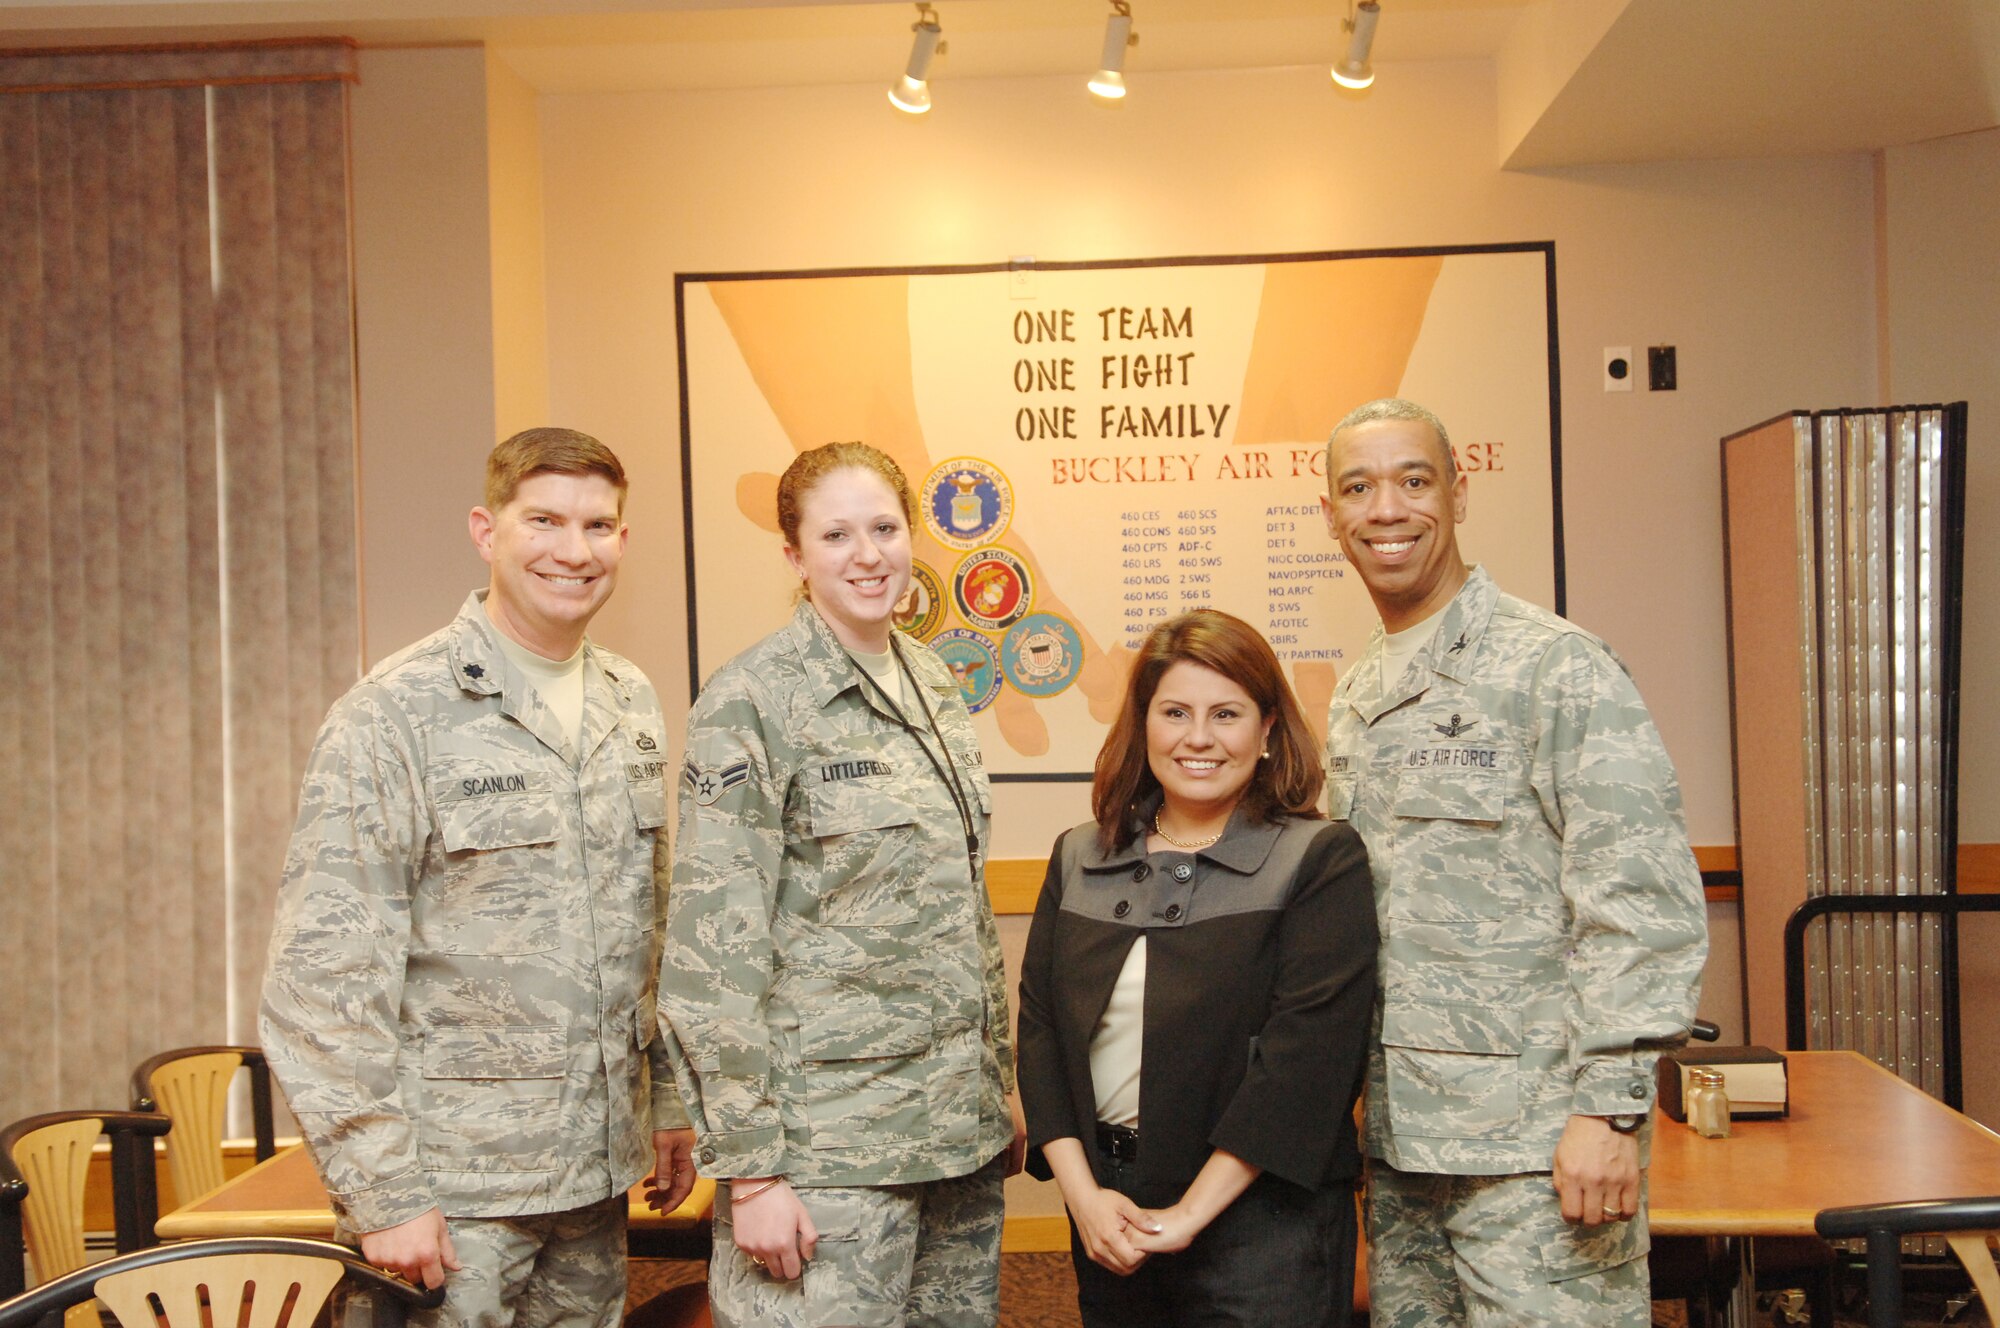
1962, 843, 2000, 894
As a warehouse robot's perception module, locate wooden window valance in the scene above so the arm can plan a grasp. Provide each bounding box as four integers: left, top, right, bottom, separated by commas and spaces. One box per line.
0, 37, 358, 94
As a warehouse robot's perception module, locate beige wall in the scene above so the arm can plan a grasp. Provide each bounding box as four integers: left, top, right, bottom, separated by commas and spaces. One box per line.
351, 46, 498, 667
488, 50, 552, 440
534, 62, 1876, 846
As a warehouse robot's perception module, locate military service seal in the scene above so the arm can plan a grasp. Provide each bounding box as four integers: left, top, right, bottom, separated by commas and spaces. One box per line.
999, 613, 1084, 698
922, 457, 1013, 551
931, 629, 1002, 714
893, 560, 947, 641
952, 547, 1033, 633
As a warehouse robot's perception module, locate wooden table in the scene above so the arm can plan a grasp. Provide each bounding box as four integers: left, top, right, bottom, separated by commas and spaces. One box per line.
1649, 1049, 2000, 1236
155, 1145, 715, 1260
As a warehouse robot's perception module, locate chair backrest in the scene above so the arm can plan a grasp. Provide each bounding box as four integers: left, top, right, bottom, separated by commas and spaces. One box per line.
0, 1238, 444, 1328
131, 1047, 277, 1210
1817, 1195, 2000, 1328
8, 1120, 95, 1289
95, 1250, 344, 1328
0, 1112, 173, 1328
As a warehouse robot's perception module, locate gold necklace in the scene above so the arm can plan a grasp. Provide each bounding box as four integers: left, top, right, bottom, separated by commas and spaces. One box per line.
1153, 809, 1223, 850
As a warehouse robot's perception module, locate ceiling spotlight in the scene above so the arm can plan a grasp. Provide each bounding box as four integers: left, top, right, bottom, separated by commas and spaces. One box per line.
1088, 1, 1137, 102
889, 3, 945, 115
1331, 0, 1380, 90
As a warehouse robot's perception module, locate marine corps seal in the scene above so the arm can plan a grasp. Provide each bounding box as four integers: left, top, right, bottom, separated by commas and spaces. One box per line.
951, 547, 1033, 633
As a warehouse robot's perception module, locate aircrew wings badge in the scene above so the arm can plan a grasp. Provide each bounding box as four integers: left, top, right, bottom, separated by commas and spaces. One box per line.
682, 758, 751, 806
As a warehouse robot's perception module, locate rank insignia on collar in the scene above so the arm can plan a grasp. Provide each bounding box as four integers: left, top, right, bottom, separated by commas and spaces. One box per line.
1433, 713, 1478, 738
683, 758, 751, 806
463, 663, 485, 679
1447, 631, 1469, 654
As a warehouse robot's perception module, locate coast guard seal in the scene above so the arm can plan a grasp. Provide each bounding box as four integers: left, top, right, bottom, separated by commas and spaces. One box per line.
999, 613, 1084, 698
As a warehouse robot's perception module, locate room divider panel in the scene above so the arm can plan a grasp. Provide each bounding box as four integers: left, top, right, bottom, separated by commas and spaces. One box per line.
1723, 404, 1967, 1089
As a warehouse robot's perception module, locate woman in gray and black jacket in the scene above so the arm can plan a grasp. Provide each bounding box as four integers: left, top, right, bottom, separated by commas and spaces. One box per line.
1017, 608, 1378, 1328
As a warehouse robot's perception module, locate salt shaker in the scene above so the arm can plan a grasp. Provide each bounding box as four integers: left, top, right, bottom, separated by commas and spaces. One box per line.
1686, 1065, 1731, 1138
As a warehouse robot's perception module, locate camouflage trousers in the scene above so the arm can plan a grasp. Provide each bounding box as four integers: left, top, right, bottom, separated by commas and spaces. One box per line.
1365, 1162, 1649, 1328
709, 1153, 1006, 1328
338, 1195, 627, 1328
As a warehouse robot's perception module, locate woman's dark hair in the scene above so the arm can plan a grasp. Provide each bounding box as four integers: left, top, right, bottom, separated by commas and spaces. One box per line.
1091, 609, 1324, 854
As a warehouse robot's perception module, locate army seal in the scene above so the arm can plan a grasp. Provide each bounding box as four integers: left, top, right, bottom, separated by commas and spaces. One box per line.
931, 629, 1002, 714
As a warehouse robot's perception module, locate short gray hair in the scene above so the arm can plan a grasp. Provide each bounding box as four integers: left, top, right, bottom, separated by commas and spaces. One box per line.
1326, 397, 1455, 479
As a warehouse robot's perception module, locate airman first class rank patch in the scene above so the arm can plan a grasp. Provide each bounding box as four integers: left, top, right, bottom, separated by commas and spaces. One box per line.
683, 758, 751, 806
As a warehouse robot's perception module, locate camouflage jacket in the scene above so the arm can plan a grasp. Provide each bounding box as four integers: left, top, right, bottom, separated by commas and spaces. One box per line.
1326, 567, 1706, 1176
260, 591, 685, 1233
660, 599, 1014, 1187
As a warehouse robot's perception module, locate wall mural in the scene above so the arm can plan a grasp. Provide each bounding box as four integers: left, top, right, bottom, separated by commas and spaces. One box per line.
677, 244, 1561, 781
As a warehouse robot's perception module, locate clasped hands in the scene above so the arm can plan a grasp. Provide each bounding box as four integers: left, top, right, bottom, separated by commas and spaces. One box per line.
1071, 1186, 1210, 1276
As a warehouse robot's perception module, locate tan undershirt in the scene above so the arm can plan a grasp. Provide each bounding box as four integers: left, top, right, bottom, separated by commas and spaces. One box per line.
1379, 602, 1448, 699
485, 604, 588, 753
848, 644, 912, 714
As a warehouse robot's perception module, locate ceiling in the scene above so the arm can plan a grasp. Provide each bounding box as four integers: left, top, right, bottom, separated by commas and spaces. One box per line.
2, 0, 1995, 167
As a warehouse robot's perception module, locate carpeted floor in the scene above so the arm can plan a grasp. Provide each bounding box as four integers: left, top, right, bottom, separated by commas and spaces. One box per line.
631, 1255, 1993, 1327
627, 1254, 1084, 1327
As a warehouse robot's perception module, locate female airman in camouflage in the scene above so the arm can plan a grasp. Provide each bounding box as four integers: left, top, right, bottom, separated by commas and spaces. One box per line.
661, 443, 1025, 1328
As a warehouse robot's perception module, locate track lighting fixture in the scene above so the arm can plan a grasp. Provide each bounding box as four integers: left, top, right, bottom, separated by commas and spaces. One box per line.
889, 3, 945, 115
1331, 0, 1380, 90
1088, 1, 1137, 102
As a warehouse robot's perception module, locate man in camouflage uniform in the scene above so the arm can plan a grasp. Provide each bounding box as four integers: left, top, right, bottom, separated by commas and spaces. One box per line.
661, 595, 1018, 1328
1318, 399, 1707, 1326
261, 429, 693, 1328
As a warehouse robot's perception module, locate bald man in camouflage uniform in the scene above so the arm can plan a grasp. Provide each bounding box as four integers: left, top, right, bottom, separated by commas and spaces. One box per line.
662, 597, 1018, 1328
1318, 399, 1707, 1327
261, 429, 693, 1328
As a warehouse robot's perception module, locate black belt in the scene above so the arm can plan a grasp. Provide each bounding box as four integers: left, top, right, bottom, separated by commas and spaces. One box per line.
1094, 1121, 1140, 1162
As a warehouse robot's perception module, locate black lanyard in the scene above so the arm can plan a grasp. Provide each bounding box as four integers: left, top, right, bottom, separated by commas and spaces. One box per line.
854, 639, 982, 878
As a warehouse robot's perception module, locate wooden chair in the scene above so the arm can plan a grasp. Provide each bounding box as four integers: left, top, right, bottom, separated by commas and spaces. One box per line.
0, 1111, 173, 1328
0, 1236, 442, 1328
1817, 1195, 2000, 1328
130, 1047, 277, 1208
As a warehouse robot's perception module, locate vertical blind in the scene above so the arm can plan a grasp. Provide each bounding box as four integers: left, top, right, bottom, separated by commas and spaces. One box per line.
0, 42, 360, 1126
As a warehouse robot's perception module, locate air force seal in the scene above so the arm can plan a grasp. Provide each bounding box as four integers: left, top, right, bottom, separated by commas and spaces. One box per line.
922, 458, 1013, 551
931, 629, 1002, 714
999, 612, 1084, 698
